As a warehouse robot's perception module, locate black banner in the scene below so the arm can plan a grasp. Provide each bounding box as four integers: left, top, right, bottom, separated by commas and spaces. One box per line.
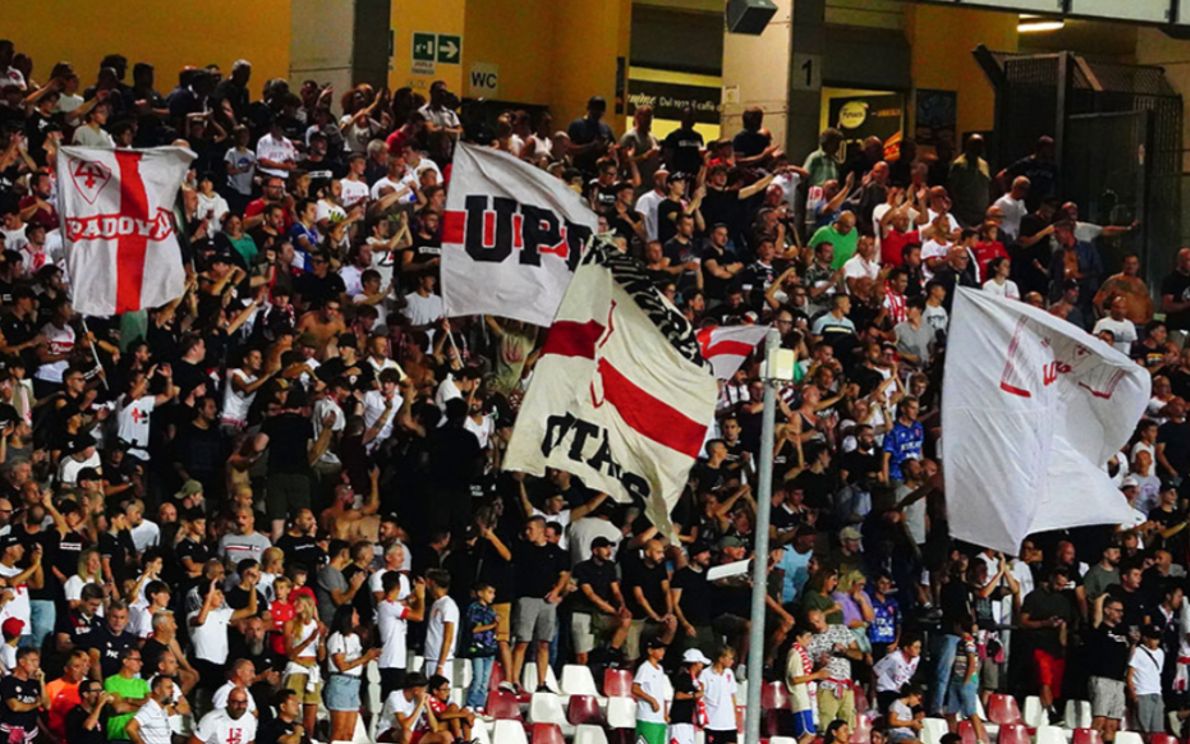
626, 79, 721, 124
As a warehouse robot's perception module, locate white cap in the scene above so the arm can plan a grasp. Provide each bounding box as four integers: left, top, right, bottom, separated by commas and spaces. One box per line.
682, 649, 712, 666
1121, 476, 1139, 489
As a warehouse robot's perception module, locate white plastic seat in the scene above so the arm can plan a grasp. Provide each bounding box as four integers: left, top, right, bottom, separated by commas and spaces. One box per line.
1065, 699, 1092, 729
453, 658, 473, 689
561, 664, 599, 697
521, 662, 561, 693
922, 717, 950, 744
606, 696, 636, 729
492, 719, 529, 744
573, 724, 610, 744
1115, 733, 1144, 744
770, 738, 799, 744
471, 719, 493, 744
1035, 725, 1066, 744
529, 692, 568, 725
1024, 696, 1044, 729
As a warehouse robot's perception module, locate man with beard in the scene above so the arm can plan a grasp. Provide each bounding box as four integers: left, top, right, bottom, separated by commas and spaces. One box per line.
671, 542, 715, 656
275, 508, 324, 575
141, 611, 198, 695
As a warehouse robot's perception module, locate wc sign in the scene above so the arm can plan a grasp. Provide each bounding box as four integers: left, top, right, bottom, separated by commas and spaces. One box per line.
469, 62, 499, 97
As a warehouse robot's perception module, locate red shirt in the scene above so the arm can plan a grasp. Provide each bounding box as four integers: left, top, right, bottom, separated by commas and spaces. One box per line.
972, 240, 1008, 282
269, 600, 296, 655
881, 229, 919, 267
46, 678, 80, 739
17, 195, 58, 232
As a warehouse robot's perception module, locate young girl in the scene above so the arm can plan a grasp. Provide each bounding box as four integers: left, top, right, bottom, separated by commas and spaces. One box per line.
669, 649, 709, 744
283, 594, 324, 735
327, 605, 381, 742
887, 684, 925, 743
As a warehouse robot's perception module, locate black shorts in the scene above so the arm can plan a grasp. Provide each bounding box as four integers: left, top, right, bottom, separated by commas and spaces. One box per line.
379, 667, 407, 701
706, 729, 739, 744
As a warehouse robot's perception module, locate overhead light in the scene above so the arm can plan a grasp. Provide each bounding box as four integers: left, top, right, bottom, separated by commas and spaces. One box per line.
1018, 14, 1065, 32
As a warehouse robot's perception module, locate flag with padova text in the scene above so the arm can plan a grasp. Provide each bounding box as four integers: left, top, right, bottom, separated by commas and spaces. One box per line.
440, 142, 597, 327
505, 239, 719, 530
57, 146, 193, 317
942, 287, 1150, 555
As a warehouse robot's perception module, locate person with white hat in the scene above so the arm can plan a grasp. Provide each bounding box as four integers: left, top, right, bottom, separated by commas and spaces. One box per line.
668, 648, 710, 744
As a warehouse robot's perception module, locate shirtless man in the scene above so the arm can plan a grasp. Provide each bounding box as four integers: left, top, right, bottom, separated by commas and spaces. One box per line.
297, 299, 347, 357
1092, 253, 1152, 324
320, 466, 381, 542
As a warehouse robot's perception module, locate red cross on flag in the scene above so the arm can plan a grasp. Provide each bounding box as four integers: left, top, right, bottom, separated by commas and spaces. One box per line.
56, 146, 194, 317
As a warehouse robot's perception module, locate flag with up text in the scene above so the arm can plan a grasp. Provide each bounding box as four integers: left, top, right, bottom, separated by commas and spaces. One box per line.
56, 146, 194, 317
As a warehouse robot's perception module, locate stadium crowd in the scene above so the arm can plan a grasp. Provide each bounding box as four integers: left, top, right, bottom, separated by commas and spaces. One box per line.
0, 37, 1189, 744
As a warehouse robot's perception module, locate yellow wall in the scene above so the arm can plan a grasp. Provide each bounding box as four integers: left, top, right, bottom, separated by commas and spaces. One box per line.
906, 4, 1018, 140
391, 0, 630, 132
4, 0, 290, 95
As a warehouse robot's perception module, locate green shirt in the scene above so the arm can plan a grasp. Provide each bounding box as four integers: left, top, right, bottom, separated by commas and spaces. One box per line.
803, 149, 840, 187
810, 225, 859, 270
799, 589, 844, 625
104, 674, 149, 741
228, 233, 259, 265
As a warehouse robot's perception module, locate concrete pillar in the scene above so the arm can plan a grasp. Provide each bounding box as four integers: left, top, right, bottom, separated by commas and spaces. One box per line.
721, 0, 793, 149
290, 0, 393, 107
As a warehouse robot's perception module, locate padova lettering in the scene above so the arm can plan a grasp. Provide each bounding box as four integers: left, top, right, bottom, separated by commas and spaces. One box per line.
449, 194, 591, 271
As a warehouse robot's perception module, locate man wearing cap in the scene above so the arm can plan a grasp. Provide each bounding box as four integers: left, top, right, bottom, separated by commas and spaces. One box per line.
672, 542, 716, 656
0, 534, 40, 648
632, 637, 670, 744
570, 536, 630, 665
669, 648, 710, 744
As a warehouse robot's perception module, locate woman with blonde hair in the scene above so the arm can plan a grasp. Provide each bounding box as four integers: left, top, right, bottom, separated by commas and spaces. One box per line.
64, 548, 106, 614
283, 593, 325, 734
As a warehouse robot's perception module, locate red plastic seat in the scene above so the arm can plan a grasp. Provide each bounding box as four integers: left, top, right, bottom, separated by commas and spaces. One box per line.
485, 689, 523, 720
997, 723, 1031, 744
1071, 729, 1104, 744
850, 714, 873, 744
957, 719, 978, 744
986, 694, 1023, 725
762, 681, 790, 710
566, 694, 605, 726
1149, 735, 1179, 744
489, 660, 507, 690
531, 723, 565, 744
603, 668, 633, 697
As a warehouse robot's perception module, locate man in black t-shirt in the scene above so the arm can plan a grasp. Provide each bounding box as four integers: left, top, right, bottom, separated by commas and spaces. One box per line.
662, 107, 705, 177
570, 537, 629, 664
0, 647, 47, 740
622, 537, 677, 662
567, 96, 614, 177
64, 678, 111, 744
1085, 595, 1130, 736
275, 509, 325, 574
258, 689, 302, 744
1160, 247, 1190, 331
80, 601, 136, 680
672, 542, 715, 655
509, 515, 570, 692
54, 583, 103, 653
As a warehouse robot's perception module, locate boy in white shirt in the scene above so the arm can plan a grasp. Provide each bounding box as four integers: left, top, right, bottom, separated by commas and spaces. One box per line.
1128, 624, 1166, 735
632, 638, 670, 744
422, 569, 459, 685
699, 645, 740, 744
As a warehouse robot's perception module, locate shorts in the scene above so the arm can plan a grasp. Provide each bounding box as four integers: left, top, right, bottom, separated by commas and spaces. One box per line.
712, 614, 750, 639
1032, 649, 1066, 694
1134, 693, 1164, 733
325, 674, 362, 712
636, 720, 668, 744
705, 729, 739, 744
572, 612, 620, 655
493, 602, 511, 643
792, 709, 815, 738
626, 619, 666, 662
267, 472, 311, 522
284, 671, 323, 705
513, 597, 556, 643
1088, 676, 1126, 720
670, 722, 697, 744
946, 677, 980, 718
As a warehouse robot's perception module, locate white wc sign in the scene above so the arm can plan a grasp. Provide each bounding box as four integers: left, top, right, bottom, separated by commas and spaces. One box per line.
469, 62, 499, 97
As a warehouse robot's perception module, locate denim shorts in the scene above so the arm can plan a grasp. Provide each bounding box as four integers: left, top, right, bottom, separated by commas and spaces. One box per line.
325, 674, 361, 712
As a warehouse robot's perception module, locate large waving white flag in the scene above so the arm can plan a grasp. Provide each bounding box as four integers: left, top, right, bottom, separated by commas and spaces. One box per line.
942, 287, 1150, 554
440, 143, 598, 326
505, 239, 719, 530
57, 146, 194, 317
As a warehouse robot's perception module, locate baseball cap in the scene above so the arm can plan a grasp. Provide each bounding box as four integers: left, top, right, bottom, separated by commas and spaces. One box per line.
689, 541, 713, 557
1, 618, 23, 638
718, 535, 746, 551
645, 637, 668, 650
590, 536, 614, 550
76, 467, 101, 484
0, 534, 21, 551
1121, 476, 1139, 489
176, 480, 204, 498
839, 526, 862, 542
682, 648, 712, 665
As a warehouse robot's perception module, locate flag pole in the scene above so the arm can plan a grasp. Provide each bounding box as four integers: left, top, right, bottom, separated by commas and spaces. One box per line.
79, 318, 108, 392
744, 327, 780, 744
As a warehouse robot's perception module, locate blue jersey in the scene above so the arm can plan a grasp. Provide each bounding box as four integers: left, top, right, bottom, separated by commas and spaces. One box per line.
883, 420, 923, 481
868, 592, 901, 644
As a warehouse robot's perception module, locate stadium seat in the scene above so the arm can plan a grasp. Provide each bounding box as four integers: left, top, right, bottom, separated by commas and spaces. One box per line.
771, 738, 799, 744
603, 668, 634, 697
561, 664, 600, 697
854, 691, 869, 715
1149, 734, 1179, 744
1035, 724, 1066, 744
529, 692, 568, 727
761, 681, 790, 710
489, 661, 507, 690
472, 720, 493, 744
522, 663, 561, 693
530, 723, 566, 744
1023, 696, 1043, 728
922, 717, 951, 744
1065, 700, 1092, 730
567, 694, 606, 726
493, 720, 530, 744
986, 694, 1023, 725
1114, 732, 1144, 744
763, 709, 793, 738
850, 713, 873, 744
957, 719, 978, 744
453, 658, 473, 689
486, 689, 523, 720
1071, 728, 1104, 744
606, 696, 636, 729
996, 723, 1030, 744
574, 724, 610, 744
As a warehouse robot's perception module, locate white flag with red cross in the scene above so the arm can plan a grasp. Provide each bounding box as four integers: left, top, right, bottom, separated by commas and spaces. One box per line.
56, 146, 194, 317
696, 324, 769, 379
505, 239, 719, 531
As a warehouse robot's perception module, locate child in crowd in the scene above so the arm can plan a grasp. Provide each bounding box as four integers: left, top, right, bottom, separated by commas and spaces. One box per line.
462, 582, 498, 712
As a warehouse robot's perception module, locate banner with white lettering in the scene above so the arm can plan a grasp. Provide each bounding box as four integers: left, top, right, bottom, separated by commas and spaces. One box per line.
696, 325, 769, 379
942, 287, 1150, 554
505, 239, 719, 530
440, 143, 598, 327
57, 146, 194, 317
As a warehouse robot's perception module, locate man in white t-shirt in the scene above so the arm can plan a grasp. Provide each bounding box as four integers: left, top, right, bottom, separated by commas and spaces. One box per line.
124, 675, 176, 744
362, 369, 405, 453
634, 170, 668, 243
0, 536, 36, 640
843, 238, 881, 294
422, 569, 459, 685
340, 153, 371, 210
1092, 296, 1138, 355
193, 687, 257, 744
377, 571, 426, 700
402, 271, 445, 333
632, 638, 670, 743
993, 176, 1030, 240
187, 578, 258, 672
211, 659, 259, 716
255, 119, 297, 179
117, 366, 178, 461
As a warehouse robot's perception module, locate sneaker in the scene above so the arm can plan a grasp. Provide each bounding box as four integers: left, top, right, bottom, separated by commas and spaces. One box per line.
497, 681, 515, 693
1047, 707, 1063, 725
535, 684, 551, 693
